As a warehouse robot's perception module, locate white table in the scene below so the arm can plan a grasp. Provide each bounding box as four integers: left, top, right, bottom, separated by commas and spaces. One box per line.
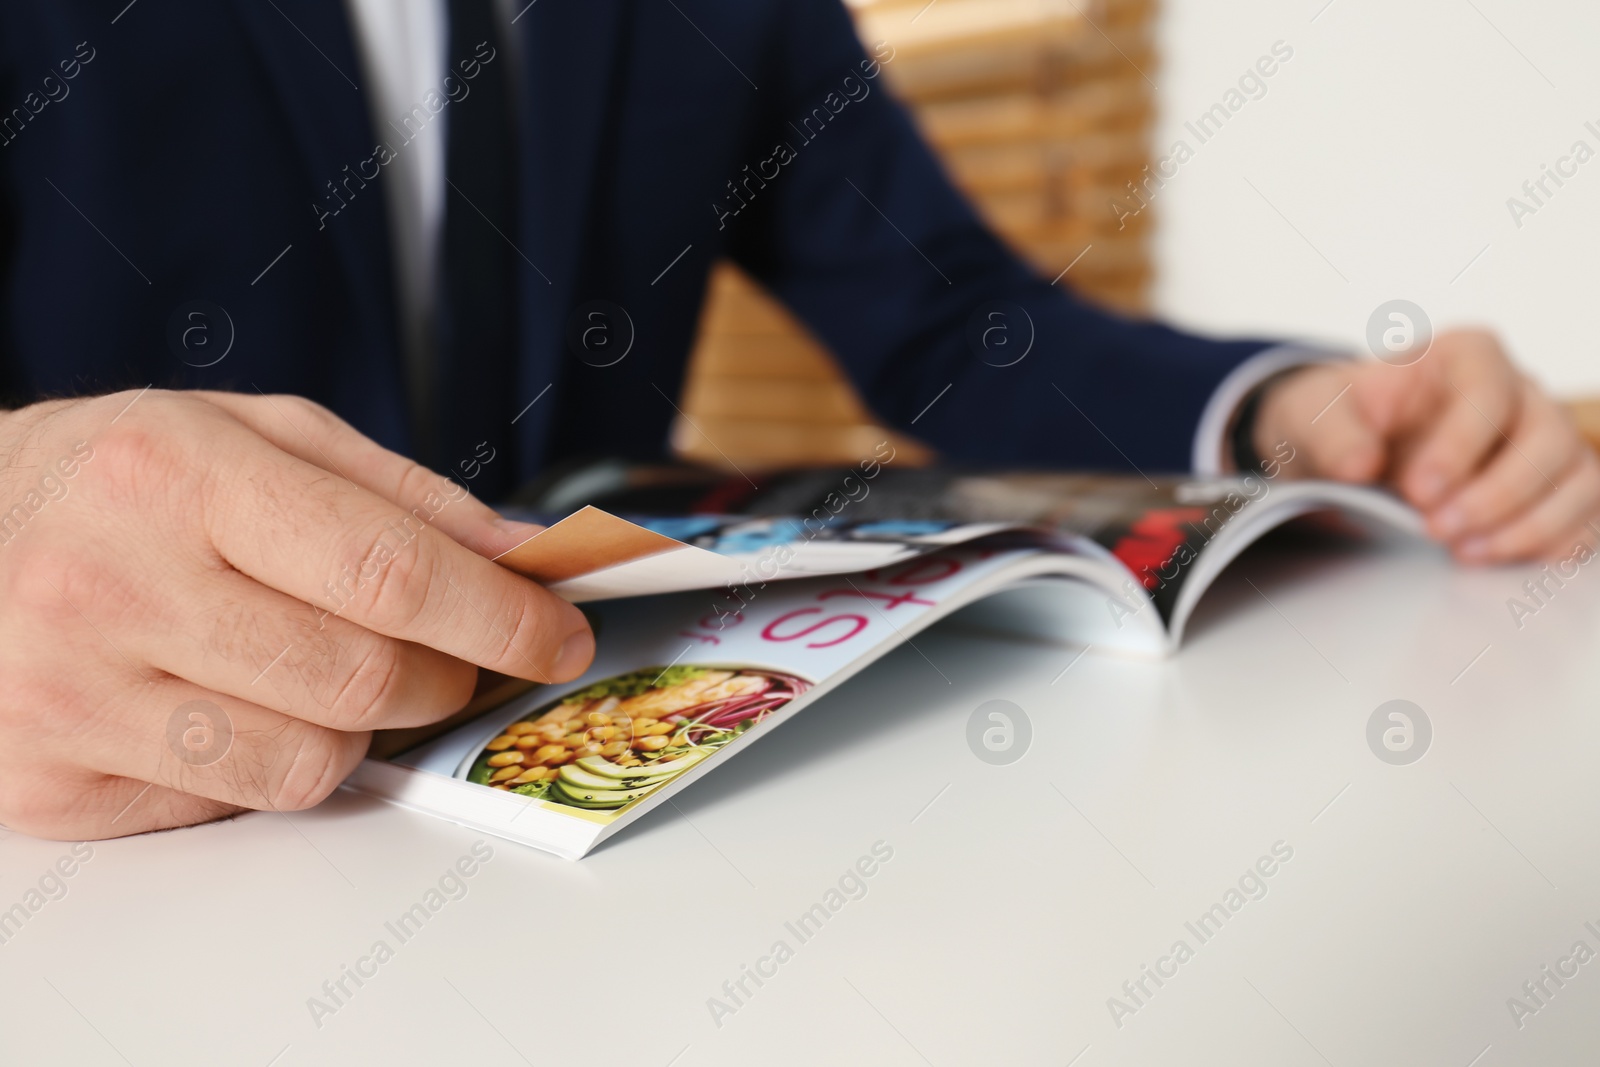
4, 528, 1599, 1066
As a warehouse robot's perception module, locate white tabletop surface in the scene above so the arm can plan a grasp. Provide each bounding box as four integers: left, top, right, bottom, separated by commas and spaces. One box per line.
4, 528, 1600, 1066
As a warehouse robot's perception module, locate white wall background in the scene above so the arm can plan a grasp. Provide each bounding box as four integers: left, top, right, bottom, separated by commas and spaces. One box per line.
1151, 0, 1600, 395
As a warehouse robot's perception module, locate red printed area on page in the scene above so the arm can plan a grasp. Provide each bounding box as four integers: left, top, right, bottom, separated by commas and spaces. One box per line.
1110, 507, 1207, 589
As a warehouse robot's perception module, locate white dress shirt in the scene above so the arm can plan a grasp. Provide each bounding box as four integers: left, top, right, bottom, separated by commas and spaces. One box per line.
1190, 345, 1347, 474
342, 0, 518, 412
343, 0, 447, 390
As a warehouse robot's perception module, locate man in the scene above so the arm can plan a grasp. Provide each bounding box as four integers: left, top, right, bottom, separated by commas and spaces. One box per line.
0, 0, 1593, 840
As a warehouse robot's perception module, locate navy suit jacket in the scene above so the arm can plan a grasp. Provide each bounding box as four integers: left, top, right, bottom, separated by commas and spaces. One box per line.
0, 0, 1269, 499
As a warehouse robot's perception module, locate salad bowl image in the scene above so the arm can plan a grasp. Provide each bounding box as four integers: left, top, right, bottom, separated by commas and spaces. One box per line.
457, 664, 812, 812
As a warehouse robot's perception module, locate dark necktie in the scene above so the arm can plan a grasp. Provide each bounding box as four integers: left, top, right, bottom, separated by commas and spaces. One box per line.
433, 0, 517, 494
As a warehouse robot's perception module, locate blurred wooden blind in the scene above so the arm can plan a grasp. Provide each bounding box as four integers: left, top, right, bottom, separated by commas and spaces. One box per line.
673, 0, 1157, 469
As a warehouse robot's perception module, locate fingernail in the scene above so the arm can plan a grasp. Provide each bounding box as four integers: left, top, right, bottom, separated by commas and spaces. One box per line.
493, 516, 543, 540
1457, 536, 1490, 562
1431, 504, 1467, 539
554, 628, 595, 679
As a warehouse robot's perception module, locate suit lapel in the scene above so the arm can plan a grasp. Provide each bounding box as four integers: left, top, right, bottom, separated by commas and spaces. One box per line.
507, 0, 627, 466
225, 0, 401, 368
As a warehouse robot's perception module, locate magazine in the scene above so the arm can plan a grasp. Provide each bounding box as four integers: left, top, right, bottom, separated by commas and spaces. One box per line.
346, 461, 1422, 859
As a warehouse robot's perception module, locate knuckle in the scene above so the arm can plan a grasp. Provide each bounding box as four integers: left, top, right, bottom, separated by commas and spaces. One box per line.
216, 605, 347, 713
267, 726, 359, 811
494, 592, 537, 671
321, 636, 405, 730
94, 419, 178, 484
392, 458, 445, 511
493, 587, 563, 678
4, 547, 134, 646
275, 394, 345, 436
3, 543, 83, 619
90, 420, 204, 515
272, 393, 325, 416
343, 520, 436, 630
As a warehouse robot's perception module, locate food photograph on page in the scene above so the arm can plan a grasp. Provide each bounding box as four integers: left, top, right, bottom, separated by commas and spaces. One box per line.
458, 665, 813, 816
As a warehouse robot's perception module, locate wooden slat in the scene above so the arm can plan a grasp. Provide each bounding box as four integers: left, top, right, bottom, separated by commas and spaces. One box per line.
1014, 238, 1149, 280
882, 40, 1157, 104
680, 375, 872, 423
914, 80, 1153, 149
688, 337, 850, 378
972, 195, 1152, 241
942, 132, 1150, 194
855, 0, 1154, 59
673, 419, 934, 469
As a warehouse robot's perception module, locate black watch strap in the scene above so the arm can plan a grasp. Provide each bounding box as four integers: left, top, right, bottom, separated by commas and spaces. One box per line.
1229, 385, 1269, 474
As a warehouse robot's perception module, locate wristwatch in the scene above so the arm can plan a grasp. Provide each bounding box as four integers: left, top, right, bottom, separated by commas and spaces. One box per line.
1229, 383, 1270, 475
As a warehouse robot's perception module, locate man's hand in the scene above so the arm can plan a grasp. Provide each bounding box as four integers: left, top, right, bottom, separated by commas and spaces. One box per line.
0, 390, 595, 840
1253, 328, 1600, 563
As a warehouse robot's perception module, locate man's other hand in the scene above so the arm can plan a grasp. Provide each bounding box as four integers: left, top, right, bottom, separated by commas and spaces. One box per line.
1253, 328, 1600, 563
0, 390, 594, 839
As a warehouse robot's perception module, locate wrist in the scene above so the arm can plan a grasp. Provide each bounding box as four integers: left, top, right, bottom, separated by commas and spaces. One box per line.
1227, 387, 1267, 475
1228, 370, 1300, 475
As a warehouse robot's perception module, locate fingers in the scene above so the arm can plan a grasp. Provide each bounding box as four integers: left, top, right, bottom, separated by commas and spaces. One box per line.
2, 677, 368, 839
0, 387, 586, 844
200, 428, 593, 683
1384, 335, 1520, 508
195, 391, 539, 559
0, 773, 241, 841
1426, 380, 1586, 545
1457, 448, 1600, 563
1353, 329, 1600, 564
77, 677, 372, 815
1254, 365, 1385, 482
129, 564, 477, 732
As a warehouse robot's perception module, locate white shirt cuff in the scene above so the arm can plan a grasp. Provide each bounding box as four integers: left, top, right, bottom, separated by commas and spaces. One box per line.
1191, 344, 1351, 475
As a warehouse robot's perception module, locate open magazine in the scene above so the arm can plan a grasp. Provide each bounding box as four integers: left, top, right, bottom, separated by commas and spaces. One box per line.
346, 460, 1422, 859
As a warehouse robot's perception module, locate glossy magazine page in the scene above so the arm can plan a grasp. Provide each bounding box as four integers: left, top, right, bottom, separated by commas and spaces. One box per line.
502, 462, 1346, 627
348, 544, 1056, 858
493, 503, 1013, 602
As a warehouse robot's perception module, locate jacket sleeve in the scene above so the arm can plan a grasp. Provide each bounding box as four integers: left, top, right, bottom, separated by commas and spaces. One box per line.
721, 0, 1273, 472
0, 24, 16, 408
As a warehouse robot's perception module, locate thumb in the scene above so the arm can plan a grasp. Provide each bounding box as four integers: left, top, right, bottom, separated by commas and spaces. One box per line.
195, 391, 542, 559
